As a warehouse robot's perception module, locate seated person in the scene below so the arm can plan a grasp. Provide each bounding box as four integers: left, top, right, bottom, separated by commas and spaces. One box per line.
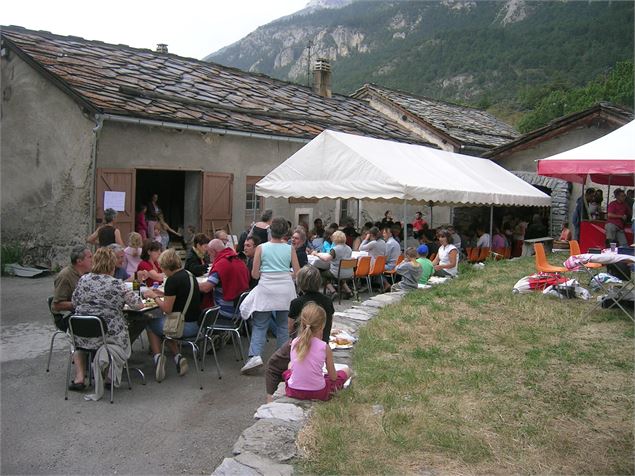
283, 303, 351, 401
524, 214, 547, 240
199, 239, 250, 319
143, 249, 201, 382
475, 227, 491, 248
605, 188, 629, 247
108, 243, 133, 281
71, 247, 146, 397
416, 245, 434, 285
392, 247, 422, 291
52, 245, 93, 391
359, 226, 387, 265
242, 235, 261, 289
185, 233, 210, 277
491, 227, 508, 250
214, 229, 233, 248
290, 227, 309, 268
432, 229, 459, 278
265, 266, 335, 402
383, 226, 401, 270
311, 230, 354, 299
137, 240, 164, 287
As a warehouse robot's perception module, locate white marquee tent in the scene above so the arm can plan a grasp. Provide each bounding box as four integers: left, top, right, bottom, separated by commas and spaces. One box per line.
256, 130, 551, 207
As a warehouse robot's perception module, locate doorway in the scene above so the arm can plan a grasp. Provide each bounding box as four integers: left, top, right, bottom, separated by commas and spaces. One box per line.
136, 170, 186, 231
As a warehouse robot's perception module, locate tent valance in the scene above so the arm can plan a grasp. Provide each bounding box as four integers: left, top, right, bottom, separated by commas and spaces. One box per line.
256, 130, 550, 207
537, 120, 635, 186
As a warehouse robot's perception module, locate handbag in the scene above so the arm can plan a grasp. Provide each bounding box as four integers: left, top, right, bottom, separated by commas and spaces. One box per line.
162, 271, 195, 338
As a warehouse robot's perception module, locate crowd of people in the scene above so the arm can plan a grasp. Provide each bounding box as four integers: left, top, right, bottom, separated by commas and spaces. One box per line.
59, 202, 551, 402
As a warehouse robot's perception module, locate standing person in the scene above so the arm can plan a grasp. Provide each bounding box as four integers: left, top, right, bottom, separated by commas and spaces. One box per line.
412, 211, 428, 235
282, 303, 351, 401
143, 249, 201, 382
432, 229, 459, 278
87, 208, 124, 248
415, 245, 434, 285
572, 188, 595, 240
123, 232, 144, 277
605, 188, 629, 247
146, 193, 161, 240
380, 210, 394, 228
559, 222, 572, 242
264, 266, 334, 402
250, 210, 273, 246
239, 217, 300, 374
135, 204, 148, 240
184, 233, 210, 277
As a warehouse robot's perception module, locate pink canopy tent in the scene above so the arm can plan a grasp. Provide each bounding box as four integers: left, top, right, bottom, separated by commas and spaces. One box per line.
537, 120, 635, 186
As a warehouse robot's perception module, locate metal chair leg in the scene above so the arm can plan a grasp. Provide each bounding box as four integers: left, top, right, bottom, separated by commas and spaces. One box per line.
187, 342, 203, 390
64, 350, 72, 400
47, 330, 66, 372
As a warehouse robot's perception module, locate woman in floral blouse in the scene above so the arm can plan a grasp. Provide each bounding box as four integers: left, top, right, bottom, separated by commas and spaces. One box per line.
70, 247, 146, 390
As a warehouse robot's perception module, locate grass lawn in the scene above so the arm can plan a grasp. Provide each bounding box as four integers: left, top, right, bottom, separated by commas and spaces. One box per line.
297, 256, 634, 475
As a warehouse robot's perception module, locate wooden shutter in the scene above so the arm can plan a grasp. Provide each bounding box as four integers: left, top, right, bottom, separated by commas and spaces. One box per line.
202, 172, 233, 235
95, 168, 136, 239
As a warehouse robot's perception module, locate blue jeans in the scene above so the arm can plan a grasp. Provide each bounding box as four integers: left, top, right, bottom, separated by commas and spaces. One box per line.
248, 310, 289, 357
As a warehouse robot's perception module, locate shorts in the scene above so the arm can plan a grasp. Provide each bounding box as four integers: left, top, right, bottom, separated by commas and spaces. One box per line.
283, 368, 348, 401
146, 315, 199, 338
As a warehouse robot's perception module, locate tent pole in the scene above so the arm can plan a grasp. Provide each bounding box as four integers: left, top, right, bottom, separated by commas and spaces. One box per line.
357, 199, 362, 228
489, 206, 494, 248
403, 199, 407, 252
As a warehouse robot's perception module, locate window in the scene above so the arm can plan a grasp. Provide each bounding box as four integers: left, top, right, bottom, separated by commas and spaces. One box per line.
246, 176, 263, 211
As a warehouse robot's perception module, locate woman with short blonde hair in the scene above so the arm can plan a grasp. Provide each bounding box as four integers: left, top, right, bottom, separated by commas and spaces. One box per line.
158, 248, 181, 272
91, 247, 117, 275
311, 230, 354, 299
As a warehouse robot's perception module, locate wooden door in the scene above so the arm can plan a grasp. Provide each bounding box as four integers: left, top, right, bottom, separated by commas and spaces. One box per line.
95, 168, 136, 239
201, 172, 233, 236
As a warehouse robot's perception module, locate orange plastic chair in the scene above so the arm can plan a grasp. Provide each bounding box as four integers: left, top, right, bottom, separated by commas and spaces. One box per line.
492, 248, 506, 260
569, 240, 602, 270
534, 243, 568, 274
504, 247, 512, 259
367, 255, 387, 295
384, 254, 404, 285
354, 256, 371, 299
476, 247, 490, 262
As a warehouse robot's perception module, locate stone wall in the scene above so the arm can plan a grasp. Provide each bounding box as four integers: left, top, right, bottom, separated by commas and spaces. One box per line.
1, 53, 95, 268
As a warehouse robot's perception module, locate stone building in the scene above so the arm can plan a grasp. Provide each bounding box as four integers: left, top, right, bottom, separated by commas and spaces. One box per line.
1, 26, 427, 266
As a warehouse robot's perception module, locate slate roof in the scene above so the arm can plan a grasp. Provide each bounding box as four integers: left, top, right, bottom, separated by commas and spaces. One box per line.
352, 83, 519, 149
483, 102, 634, 159
0, 26, 425, 144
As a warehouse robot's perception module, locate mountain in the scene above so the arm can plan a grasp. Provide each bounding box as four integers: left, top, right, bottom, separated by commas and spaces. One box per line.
205, 0, 634, 121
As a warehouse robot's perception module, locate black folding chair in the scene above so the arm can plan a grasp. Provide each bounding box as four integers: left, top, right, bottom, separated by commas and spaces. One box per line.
66, 315, 132, 404
160, 306, 222, 390
46, 296, 72, 373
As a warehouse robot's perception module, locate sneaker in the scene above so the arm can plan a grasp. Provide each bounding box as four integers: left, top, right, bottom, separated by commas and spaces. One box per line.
240, 355, 263, 374
176, 356, 188, 376
155, 354, 166, 382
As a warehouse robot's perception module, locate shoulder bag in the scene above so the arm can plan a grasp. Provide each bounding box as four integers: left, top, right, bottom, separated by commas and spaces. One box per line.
163, 271, 194, 338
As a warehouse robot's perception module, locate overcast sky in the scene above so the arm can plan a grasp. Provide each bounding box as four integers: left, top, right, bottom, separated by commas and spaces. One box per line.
2, 0, 309, 59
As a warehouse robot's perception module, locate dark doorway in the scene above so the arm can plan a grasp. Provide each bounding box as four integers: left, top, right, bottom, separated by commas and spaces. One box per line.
136, 170, 186, 231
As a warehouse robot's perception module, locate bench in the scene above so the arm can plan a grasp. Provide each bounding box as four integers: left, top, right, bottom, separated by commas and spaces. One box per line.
522, 237, 554, 257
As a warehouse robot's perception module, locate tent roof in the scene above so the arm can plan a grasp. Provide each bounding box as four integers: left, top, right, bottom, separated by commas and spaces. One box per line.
537, 120, 635, 186
256, 130, 551, 207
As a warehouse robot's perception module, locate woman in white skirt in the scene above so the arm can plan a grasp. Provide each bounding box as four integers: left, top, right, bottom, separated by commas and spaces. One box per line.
240, 217, 300, 373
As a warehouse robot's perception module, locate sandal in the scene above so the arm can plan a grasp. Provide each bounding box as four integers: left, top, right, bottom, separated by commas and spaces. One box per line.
68, 381, 86, 391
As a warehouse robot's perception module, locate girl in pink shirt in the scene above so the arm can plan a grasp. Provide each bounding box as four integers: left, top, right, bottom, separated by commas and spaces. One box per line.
283, 303, 351, 401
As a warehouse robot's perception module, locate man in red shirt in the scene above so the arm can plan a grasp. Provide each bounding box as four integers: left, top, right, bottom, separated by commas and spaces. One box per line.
412, 211, 427, 236
605, 188, 630, 247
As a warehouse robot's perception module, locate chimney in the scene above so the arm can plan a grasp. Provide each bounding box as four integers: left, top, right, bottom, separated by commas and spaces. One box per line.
156, 44, 168, 53
312, 58, 332, 98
